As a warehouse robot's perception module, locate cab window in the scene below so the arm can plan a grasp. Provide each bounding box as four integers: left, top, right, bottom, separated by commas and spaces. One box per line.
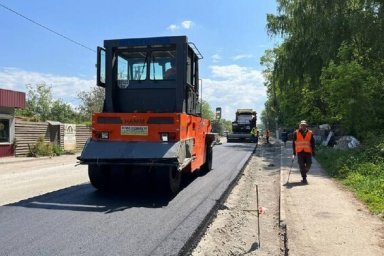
115, 51, 147, 88
150, 50, 176, 80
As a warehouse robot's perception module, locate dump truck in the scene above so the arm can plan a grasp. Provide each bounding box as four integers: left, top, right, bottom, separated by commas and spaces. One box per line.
226, 109, 258, 143
78, 36, 216, 193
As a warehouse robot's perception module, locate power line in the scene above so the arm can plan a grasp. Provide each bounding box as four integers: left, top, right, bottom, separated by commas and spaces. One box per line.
0, 2, 96, 53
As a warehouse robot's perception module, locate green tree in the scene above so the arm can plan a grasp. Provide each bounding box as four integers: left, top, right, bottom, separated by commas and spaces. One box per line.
263, 0, 384, 139
17, 83, 78, 123
50, 100, 78, 123
321, 60, 377, 138
18, 83, 53, 121
200, 101, 232, 135
200, 100, 215, 120
221, 119, 233, 134
77, 86, 105, 122
211, 119, 233, 135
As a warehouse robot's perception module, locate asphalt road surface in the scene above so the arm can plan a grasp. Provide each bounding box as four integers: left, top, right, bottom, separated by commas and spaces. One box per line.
0, 143, 255, 256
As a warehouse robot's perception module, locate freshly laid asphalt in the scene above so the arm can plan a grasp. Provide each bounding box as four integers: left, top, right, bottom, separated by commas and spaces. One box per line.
0, 143, 255, 256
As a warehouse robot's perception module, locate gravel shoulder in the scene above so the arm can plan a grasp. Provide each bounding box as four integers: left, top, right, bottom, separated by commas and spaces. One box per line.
191, 142, 283, 255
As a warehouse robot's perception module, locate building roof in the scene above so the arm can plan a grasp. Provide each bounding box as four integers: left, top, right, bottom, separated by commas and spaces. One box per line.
0, 88, 26, 109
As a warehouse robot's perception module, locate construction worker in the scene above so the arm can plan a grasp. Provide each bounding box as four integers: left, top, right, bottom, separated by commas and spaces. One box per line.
292, 120, 315, 183
250, 127, 259, 144
281, 128, 288, 146
165, 59, 177, 79
250, 114, 256, 129
265, 129, 270, 144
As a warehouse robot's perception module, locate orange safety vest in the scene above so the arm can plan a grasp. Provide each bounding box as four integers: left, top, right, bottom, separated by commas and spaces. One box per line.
295, 129, 313, 153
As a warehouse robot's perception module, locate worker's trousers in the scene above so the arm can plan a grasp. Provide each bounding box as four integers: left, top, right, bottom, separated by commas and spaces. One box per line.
297, 152, 312, 178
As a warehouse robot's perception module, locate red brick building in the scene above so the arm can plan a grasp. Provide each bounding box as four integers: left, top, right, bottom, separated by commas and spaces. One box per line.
0, 88, 26, 157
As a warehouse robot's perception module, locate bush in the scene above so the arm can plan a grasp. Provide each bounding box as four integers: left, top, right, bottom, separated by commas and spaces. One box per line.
52, 143, 64, 156
316, 145, 353, 178
29, 137, 63, 157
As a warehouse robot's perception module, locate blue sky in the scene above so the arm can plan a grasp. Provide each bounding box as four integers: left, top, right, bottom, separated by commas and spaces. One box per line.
0, 0, 279, 121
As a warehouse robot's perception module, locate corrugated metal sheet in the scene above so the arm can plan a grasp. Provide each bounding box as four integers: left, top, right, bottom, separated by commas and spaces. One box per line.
15, 120, 50, 156
15, 120, 91, 156
75, 125, 91, 150
0, 88, 26, 108
0, 145, 13, 157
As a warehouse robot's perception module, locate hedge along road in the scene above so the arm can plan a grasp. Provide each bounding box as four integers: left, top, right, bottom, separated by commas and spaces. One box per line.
0, 143, 255, 255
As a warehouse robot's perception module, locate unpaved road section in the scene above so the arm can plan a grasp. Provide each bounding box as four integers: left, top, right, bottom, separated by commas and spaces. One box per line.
280, 144, 384, 256
0, 155, 88, 205
191, 142, 283, 256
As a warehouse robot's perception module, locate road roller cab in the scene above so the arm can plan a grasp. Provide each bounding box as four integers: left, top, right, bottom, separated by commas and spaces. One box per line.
78, 36, 215, 193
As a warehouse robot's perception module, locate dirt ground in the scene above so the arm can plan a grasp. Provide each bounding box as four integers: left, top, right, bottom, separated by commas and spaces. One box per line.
191, 142, 284, 256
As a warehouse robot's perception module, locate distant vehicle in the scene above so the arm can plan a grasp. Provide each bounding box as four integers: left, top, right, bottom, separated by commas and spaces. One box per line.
227, 109, 258, 143
78, 36, 216, 193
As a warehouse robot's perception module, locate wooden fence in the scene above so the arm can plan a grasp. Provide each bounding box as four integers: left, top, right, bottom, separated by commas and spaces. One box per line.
75, 125, 92, 151
15, 120, 91, 156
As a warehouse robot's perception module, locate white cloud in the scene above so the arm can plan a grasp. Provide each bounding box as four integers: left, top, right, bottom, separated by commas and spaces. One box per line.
232, 54, 253, 61
0, 67, 95, 106
167, 20, 194, 31
167, 24, 178, 32
202, 65, 266, 122
211, 54, 222, 63
0, 65, 266, 122
181, 20, 193, 29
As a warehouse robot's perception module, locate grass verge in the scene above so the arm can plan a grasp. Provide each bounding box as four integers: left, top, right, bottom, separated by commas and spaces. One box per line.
316, 142, 384, 216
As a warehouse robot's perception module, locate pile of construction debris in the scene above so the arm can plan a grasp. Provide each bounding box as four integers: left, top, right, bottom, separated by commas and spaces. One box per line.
314, 124, 360, 150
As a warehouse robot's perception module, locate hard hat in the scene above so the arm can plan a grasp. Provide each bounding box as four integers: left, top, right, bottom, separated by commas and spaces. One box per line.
300, 120, 308, 125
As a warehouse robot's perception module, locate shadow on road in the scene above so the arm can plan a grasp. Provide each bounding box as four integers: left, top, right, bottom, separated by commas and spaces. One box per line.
7, 169, 204, 214
283, 181, 308, 188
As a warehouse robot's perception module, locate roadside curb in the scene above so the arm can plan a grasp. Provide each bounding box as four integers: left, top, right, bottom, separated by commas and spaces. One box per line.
0, 154, 79, 165
0, 156, 51, 165
279, 144, 289, 255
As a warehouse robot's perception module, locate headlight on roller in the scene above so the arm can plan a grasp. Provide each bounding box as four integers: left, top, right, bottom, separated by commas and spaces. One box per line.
161, 133, 168, 142
101, 131, 109, 139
